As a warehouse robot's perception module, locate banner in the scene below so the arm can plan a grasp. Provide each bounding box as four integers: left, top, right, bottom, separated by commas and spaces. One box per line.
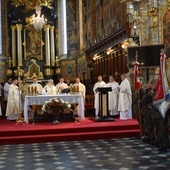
134, 61, 140, 91
153, 52, 168, 104
153, 52, 170, 118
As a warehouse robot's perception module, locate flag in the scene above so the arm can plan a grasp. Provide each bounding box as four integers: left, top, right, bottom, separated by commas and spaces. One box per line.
153, 52, 169, 104
134, 61, 140, 91
153, 51, 170, 118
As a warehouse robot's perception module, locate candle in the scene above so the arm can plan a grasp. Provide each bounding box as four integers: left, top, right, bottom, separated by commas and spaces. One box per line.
31, 86, 34, 95
77, 85, 79, 93
35, 86, 37, 95
70, 85, 72, 93
73, 85, 76, 93
27, 86, 30, 95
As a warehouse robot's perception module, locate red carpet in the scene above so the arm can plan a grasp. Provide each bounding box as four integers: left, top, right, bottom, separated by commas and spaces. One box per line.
0, 118, 140, 145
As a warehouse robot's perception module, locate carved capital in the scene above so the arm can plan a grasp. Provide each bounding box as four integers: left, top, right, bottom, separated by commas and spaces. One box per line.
50, 26, 55, 31
11, 25, 16, 30
44, 24, 50, 31
16, 24, 23, 31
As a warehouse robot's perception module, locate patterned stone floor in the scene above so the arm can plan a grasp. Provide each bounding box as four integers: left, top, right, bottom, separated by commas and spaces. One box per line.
0, 138, 170, 170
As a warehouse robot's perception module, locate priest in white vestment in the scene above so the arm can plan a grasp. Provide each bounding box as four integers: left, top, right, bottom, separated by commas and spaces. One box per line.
74, 78, 86, 100
56, 78, 68, 94
106, 76, 119, 116
93, 76, 106, 116
29, 77, 43, 94
6, 79, 22, 120
42, 79, 56, 95
117, 74, 132, 120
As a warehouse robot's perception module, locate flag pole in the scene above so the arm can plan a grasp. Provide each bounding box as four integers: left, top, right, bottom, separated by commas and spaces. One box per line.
134, 51, 143, 139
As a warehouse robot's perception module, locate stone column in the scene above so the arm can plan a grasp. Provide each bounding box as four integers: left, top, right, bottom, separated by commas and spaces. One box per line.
78, 0, 83, 53
57, 0, 67, 59
16, 24, 23, 66
44, 24, 51, 66
11, 25, 16, 67
50, 26, 55, 66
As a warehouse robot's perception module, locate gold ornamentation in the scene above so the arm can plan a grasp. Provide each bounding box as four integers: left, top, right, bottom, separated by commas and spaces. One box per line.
7, 57, 13, 67
25, 59, 44, 79
14, 66, 24, 82
11, 0, 54, 11
148, 7, 158, 37
55, 56, 61, 66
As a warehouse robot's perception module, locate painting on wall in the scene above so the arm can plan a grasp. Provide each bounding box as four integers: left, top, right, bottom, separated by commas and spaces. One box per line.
67, 28, 76, 60
61, 60, 76, 81
67, 0, 77, 61
24, 25, 43, 60
107, 0, 124, 31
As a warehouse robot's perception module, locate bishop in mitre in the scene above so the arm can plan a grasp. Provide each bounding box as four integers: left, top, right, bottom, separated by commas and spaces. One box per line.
117, 74, 132, 120
42, 79, 56, 95
6, 79, 22, 120
93, 75, 106, 116
106, 76, 119, 116
74, 78, 86, 100
56, 77, 68, 94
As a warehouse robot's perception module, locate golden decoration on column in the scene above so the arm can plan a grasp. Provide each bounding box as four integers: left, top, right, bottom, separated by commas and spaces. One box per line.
7, 57, 13, 76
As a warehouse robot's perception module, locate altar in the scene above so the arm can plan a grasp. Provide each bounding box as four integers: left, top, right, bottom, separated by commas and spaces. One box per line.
24, 94, 85, 124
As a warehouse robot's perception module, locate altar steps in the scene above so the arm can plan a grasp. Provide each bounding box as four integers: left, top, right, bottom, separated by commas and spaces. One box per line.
0, 118, 140, 145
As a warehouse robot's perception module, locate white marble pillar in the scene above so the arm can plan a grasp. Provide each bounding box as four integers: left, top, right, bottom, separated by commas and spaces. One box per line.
44, 24, 51, 66
16, 24, 23, 66
50, 26, 55, 66
58, 0, 67, 59
11, 25, 16, 67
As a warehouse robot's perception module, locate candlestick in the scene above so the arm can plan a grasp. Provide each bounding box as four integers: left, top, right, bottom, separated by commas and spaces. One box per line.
35, 86, 37, 96
31, 86, 34, 96
28, 86, 30, 96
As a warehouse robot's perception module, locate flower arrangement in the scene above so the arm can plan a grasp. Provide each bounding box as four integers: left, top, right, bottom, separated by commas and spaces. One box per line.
41, 98, 71, 114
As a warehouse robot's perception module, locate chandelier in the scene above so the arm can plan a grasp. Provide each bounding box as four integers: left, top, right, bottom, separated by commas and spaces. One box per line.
30, 6, 47, 30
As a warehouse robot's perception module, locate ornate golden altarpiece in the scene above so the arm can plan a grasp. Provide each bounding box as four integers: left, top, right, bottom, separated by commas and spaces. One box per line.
5, 0, 58, 80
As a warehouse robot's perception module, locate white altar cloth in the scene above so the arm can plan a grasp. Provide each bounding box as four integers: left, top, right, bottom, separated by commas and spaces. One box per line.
24, 94, 85, 124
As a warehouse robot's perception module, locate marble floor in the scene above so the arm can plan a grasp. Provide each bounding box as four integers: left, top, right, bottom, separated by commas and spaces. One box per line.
0, 138, 170, 170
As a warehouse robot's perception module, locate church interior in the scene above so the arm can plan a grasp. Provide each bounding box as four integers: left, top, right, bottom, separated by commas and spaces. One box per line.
0, 0, 170, 169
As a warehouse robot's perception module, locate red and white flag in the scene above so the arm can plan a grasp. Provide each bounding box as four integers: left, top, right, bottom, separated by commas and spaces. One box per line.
134, 61, 140, 91
153, 51, 170, 118
153, 52, 169, 104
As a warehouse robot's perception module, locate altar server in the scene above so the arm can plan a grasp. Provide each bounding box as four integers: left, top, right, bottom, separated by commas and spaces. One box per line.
29, 77, 43, 94
42, 79, 56, 95
74, 78, 86, 100
6, 79, 21, 120
106, 76, 119, 116
56, 77, 68, 94
93, 76, 106, 116
4, 77, 12, 102
117, 74, 132, 120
